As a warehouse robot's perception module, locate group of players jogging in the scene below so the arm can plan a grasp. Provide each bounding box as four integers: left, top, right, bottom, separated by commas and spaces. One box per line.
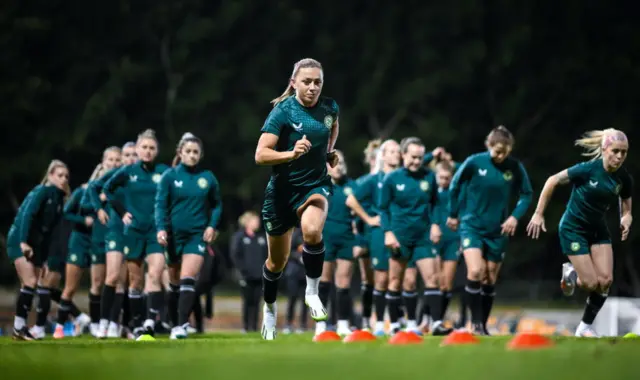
6, 57, 632, 341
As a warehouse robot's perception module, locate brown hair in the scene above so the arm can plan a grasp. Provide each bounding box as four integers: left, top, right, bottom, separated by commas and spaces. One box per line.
172, 132, 204, 167
575, 128, 628, 160
486, 125, 515, 147
400, 137, 424, 153
41, 159, 71, 198
270, 58, 323, 106
363, 139, 382, 164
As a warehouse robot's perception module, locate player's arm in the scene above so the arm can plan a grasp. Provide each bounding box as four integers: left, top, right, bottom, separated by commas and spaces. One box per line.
346, 177, 377, 226
207, 174, 223, 229
328, 118, 339, 153
378, 175, 393, 233
511, 162, 533, 221
532, 162, 588, 217
102, 166, 129, 217
18, 187, 48, 243
447, 158, 473, 219
619, 174, 633, 241
63, 189, 87, 226
154, 171, 172, 233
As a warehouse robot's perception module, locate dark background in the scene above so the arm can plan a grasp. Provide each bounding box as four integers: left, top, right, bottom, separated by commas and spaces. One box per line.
1, 0, 638, 301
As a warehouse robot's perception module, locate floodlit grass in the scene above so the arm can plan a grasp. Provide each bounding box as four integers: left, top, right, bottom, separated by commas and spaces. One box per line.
0, 333, 638, 380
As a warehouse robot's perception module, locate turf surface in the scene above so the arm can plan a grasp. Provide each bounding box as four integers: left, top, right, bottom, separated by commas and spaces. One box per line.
0, 333, 637, 380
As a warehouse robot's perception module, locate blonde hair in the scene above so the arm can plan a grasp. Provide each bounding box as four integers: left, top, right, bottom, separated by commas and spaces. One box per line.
172, 132, 203, 167
575, 128, 628, 160
41, 159, 70, 197
88, 146, 121, 181
270, 58, 323, 106
137, 129, 158, 144
238, 211, 259, 227
373, 139, 398, 173
334, 149, 347, 176
363, 139, 382, 165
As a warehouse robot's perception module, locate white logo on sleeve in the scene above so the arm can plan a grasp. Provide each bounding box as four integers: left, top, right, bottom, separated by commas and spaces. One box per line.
396, 184, 405, 191
198, 245, 205, 253
322, 188, 330, 196
478, 169, 487, 176
291, 123, 303, 132
589, 180, 598, 188
129, 175, 138, 182
174, 180, 183, 188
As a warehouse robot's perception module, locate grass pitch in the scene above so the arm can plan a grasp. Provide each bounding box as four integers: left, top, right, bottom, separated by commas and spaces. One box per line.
0, 333, 637, 380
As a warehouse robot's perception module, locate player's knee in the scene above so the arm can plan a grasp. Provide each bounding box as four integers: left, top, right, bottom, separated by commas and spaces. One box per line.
105, 271, 119, 287
581, 277, 598, 291
467, 267, 484, 281
440, 283, 452, 292
301, 223, 323, 244
598, 275, 612, 293
266, 256, 287, 273
402, 277, 416, 291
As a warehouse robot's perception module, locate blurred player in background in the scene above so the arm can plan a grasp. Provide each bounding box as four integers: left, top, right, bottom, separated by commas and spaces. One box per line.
283, 228, 308, 334
447, 126, 532, 335
527, 128, 632, 337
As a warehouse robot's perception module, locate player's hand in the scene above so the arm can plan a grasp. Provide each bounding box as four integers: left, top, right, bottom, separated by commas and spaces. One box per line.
84, 216, 94, 228
99, 193, 107, 202
97, 209, 109, 225
327, 150, 339, 168
501, 216, 518, 236
366, 215, 381, 227
384, 231, 400, 251
526, 213, 546, 239
430, 224, 442, 244
157, 231, 168, 246
203, 227, 217, 243
621, 214, 633, 241
432, 147, 446, 160
446, 217, 459, 231
122, 212, 133, 225
20, 242, 33, 259
292, 135, 312, 160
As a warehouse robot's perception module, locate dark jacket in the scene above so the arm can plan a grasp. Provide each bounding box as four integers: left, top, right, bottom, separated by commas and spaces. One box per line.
285, 228, 305, 280
230, 229, 268, 281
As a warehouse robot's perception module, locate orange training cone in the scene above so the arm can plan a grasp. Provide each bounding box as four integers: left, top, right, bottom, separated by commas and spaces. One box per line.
440, 330, 480, 346
507, 332, 554, 350
343, 329, 376, 343
389, 331, 423, 345
313, 331, 341, 342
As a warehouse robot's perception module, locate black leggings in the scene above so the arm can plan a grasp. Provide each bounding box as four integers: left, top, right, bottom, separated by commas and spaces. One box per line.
242, 280, 262, 331
286, 277, 308, 328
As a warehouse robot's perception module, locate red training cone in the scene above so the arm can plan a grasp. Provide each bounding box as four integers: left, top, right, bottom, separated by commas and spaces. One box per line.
313, 331, 341, 342
440, 330, 480, 346
507, 332, 554, 350
389, 331, 423, 345
343, 330, 376, 343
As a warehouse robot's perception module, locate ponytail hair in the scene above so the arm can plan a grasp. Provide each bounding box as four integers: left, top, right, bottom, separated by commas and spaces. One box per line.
486, 125, 515, 147
89, 164, 104, 181
271, 58, 323, 106
172, 132, 204, 167
41, 159, 71, 198
363, 139, 382, 165
575, 128, 628, 160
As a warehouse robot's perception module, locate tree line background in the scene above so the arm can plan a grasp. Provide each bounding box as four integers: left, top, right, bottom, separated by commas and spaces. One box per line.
1, 1, 638, 300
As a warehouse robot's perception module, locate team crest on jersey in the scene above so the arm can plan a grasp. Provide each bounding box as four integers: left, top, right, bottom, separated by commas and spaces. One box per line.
503, 170, 513, 181
265, 222, 272, 232
91, 255, 97, 263
198, 178, 209, 189
152, 174, 161, 183
615, 184, 621, 195
372, 257, 379, 266
324, 115, 334, 129
108, 241, 116, 250
463, 238, 471, 248
570, 242, 580, 252
124, 246, 130, 255
344, 187, 353, 196
420, 181, 429, 191
70, 254, 77, 263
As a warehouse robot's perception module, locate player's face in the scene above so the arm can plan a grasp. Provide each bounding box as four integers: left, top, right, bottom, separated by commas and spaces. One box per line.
49, 166, 69, 191
403, 144, 425, 172
103, 150, 122, 171
292, 68, 323, 105
384, 142, 401, 167
604, 140, 628, 170
488, 142, 512, 163
136, 138, 158, 163
122, 146, 137, 165
180, 141, 202, 167
436, 168, 453, 188
328, 152, 346, 179
247, 215, 261, 231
